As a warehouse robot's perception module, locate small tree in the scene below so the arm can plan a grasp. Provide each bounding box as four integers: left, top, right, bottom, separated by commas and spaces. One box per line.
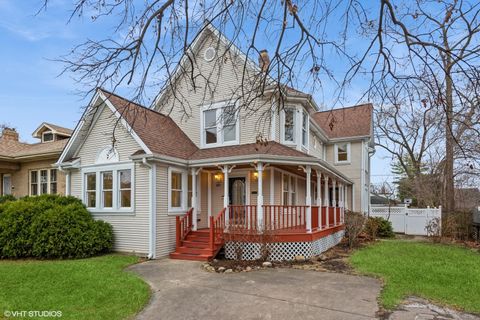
344, 211, 366, 249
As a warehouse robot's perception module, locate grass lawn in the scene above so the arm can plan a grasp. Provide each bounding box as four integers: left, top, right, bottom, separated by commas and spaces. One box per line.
0, 254, 150, 320
350, 240, 480, 314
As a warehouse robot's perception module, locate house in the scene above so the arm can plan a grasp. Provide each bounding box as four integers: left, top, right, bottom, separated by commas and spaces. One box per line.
56, 25, 374, 261
0, 123, 72, 197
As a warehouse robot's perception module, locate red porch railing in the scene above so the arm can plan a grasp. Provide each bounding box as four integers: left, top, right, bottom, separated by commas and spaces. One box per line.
321, 207, 327, 229
311, 206, 319, 229
336, 207, 341, 225
209, 207, 226, 251
229, 205, 257, 229
262, 205, 308, 231
328, 207, 335, 227
175, 207, 193, 249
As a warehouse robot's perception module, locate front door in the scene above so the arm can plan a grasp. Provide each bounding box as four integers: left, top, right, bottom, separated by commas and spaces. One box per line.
2, 174, 12, 195
229, 177, 246, 206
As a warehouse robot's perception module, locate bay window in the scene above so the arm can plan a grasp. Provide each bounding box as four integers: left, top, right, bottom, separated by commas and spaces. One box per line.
83, 165, 134, 212
201, 102, 239, 147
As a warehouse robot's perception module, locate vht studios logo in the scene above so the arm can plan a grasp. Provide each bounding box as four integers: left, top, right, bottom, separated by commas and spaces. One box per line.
4, 310, 63, 318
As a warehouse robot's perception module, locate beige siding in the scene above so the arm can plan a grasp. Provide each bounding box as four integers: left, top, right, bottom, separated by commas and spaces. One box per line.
8, 158, 66, 198
156, 33, 273, 147
69, 104, 150, 255
155, 165, 177, 258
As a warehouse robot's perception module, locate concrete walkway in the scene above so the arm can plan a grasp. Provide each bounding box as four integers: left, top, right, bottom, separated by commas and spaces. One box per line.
129, 259, 382, 320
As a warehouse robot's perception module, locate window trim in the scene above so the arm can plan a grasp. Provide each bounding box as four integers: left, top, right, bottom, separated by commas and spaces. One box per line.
200, 101, 240, 148
334, 142, 351, 164
281, 172, 298, 206
42, 131, 54, 143
280, 106, 297, 145
167, 167, 191, 214
301, 110, 309, 148
29, 169, 58, 196
81, 163, 135, 214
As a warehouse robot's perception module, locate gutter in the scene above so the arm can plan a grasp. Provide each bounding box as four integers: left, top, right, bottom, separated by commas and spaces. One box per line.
141, 158, 157, 260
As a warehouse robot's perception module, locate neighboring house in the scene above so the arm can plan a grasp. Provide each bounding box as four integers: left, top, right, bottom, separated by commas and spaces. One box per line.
455, 188, 480, 212
0, 123, 72, 197
370, 193, 398, 207
56, 25, 374, 261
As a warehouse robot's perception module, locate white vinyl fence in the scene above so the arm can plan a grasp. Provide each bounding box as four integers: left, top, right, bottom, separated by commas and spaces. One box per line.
369, 206, 442, 236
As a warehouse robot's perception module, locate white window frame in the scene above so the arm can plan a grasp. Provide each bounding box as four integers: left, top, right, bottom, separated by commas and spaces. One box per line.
301, 110, 309, 149
168, 167, 191, 214
280, 106, 297, 145
334, 142, 351, 164
281, 172, 298, 206
81, 163, 135, 214
42, 131, 54, 143
29, 169, 59, 196
200, 101, 240, 148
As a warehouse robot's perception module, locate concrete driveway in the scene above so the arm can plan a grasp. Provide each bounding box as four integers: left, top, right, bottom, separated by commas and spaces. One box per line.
129, 259, 382, 320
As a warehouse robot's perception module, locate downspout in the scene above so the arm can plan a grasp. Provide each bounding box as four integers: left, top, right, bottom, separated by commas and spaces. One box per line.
142, 158, 156, 260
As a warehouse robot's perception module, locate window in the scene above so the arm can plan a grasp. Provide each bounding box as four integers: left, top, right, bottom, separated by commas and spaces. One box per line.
302, 111, 308, 147
201, 102, 238, 147
171, 171, 183, 209
42, 131, 54, 142
335, 142, 351, 163
30, 169, 58, 196
284, 108, 295, 142
282, 173, 297, 205
101, 171, 113, 208
30, 171, 38, 195
187, 174, 193, 208
118, 170, 132, 208
82, 165, 134, 212
86, 173, 97, 208
40, 170, 48, 195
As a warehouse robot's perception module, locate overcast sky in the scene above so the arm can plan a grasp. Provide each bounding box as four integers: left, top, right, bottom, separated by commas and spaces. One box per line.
0, 0, 394, 184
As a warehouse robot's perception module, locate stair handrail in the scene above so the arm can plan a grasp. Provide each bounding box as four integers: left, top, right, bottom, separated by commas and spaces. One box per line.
209, 207, 226, 251
176, 207, 193, 249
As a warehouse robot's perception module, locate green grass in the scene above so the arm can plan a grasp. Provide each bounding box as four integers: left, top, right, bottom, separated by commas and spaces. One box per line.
0, 255, 150, 320
350, 240, 480, 313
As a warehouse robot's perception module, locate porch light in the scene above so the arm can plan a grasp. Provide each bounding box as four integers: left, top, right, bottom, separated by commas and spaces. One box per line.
252, 171, 259, 180
214, 173, 223, 182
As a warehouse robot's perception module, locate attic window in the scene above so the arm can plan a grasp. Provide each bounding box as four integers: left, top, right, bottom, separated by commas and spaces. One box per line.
204, 47, 216, 62
42, 131, 54, 142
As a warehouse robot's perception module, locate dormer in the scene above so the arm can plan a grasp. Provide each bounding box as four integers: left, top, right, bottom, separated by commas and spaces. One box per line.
32, 123, 73, 143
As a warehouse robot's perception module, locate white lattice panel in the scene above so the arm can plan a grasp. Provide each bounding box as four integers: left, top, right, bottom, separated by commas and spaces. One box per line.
224, 230, 345, 261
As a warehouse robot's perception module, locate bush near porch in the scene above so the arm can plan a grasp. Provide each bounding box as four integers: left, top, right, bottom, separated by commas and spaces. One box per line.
350, 240, 480, 314
0, 255, 150, 320
0, 195, 113, 259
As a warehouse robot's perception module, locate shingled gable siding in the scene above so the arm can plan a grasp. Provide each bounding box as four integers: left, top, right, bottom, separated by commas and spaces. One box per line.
155, 32, 273, 148
70, 104, 150, 255
325, 141, 364, 212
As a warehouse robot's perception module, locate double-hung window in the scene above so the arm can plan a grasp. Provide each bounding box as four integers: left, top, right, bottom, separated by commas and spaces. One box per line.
335, 142, 351, 164
283, 108, 296, 143
83, 165, 134, 213
30, 169, 58, 196
282, 173, 297, 205
202, 102, 239, 147
302, 111, 309, 147
168, 167, 194, 213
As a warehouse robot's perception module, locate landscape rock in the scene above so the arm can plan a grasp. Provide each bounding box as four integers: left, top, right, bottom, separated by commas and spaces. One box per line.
224, 269, 233, 273
245, 266, 252, 272
217, 267, 226, 272
262, 261, 273, 268
295, 255, 306, 262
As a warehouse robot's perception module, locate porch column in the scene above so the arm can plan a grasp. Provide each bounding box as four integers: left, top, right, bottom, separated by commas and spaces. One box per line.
222, 166, 230, 226
332, 179, 337, 226
315, 170, 322, 206
65, 171, 71, 196
324, 175, 329, 227
339, 182, 344, 224
256, 163, 264, 230
191, 168, 201, 231
305, 165, 312, 233
207, 172, 212, 227
344, 185, 349, 211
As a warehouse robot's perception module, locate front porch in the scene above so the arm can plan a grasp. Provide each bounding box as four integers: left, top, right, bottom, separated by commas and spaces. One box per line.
170, 161, 351, 261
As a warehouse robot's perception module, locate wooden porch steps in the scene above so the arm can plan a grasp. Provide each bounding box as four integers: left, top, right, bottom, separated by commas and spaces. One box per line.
170, 229, 222, 261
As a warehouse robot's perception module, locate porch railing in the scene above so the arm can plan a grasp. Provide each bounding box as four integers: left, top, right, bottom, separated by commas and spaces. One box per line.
175, 207, 193, 249
229, 205, 257, 229
263, 205, 308, 231
209, 207, 226, 251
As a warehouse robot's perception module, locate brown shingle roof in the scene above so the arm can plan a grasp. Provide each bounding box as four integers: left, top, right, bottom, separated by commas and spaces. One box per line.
312, 104, 373, 139
0, 139, 67, 159
190, 141, 313, 160
43, 123, 73, 136
100, 89, 199, 160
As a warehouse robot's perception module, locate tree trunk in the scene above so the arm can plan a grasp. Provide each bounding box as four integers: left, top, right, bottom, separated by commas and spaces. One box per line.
444, 71, 455, 213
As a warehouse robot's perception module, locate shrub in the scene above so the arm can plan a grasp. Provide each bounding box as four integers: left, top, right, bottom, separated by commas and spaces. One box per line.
365, 217, 395, 239
442, 211, 473, 240
0, 194, 15, 204
0, 195, 113, 259
344, 211, 366, 248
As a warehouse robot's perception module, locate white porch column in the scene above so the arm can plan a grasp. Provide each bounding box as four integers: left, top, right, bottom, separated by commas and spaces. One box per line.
344, 185, 349, 211
339, 182, 344, 223
315, 170, 322, 207
190, 168, 201, 231
207, 172, 212, 227
256, 162, 264, 230
324, 176, 329, 227
222, 166, 230, 226
65, 171, 71, 196
332, 179, 337, 226
305, 166, 312, 233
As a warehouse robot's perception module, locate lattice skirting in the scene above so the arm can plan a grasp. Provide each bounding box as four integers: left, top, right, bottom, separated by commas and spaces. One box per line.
224, 230, 345, 261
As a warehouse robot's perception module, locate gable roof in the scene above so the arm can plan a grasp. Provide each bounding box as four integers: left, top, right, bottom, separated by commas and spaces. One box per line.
312, 104, 373, 139
32, 123, 73, 139
101, 89, 198, 160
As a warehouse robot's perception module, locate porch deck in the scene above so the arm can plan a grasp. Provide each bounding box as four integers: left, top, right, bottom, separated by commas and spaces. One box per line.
170, 205, 345, 261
